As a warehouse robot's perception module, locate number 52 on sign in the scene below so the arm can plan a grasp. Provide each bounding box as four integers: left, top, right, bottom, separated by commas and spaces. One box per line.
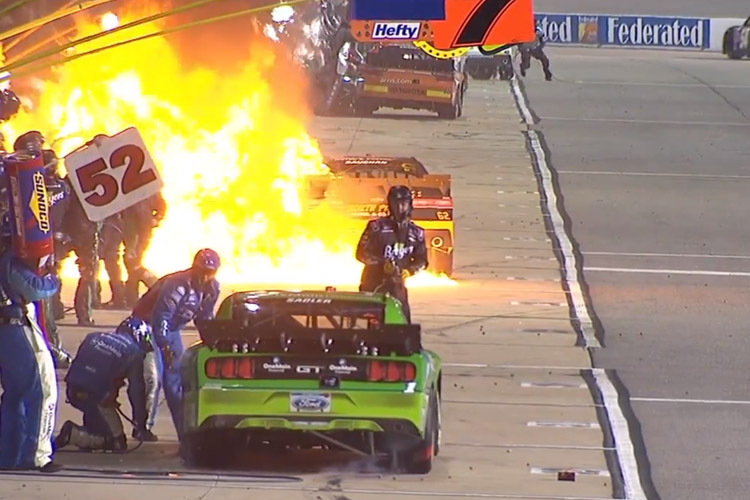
64, 127, 164, 222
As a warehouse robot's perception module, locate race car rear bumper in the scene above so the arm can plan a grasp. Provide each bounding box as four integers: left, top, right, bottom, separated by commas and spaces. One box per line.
200, 414, 422, 437
184, 387, 428, 436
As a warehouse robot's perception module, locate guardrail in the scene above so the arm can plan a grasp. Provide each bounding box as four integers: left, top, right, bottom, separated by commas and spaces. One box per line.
534, 13, 746, 52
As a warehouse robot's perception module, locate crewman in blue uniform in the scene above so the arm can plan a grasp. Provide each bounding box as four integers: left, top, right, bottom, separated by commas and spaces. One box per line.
54, 317, 153, 452
130, 248, 221, 440
0, 219, 62, 472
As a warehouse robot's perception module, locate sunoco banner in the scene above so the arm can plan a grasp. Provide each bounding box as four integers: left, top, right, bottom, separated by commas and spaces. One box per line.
534, 13, 712, 50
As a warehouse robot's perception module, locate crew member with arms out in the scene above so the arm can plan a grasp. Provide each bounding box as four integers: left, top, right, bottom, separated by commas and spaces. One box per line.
0, 217, 62, 472
129, 248, 221, 441
54, 317, 153, 452
356, 185, 427, 322
520, 25, 553, 81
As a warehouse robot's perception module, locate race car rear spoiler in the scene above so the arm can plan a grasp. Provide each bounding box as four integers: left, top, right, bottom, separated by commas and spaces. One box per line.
307, 175, 451, 201
194, 319, 423, 356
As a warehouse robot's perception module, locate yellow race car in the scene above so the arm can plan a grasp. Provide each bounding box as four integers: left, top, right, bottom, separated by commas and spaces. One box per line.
307, 155, 454, 276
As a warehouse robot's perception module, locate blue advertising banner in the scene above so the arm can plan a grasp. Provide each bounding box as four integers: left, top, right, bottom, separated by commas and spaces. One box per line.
599, 16, 709, 49
533, 13, 711, 50
350, 0, 446, 21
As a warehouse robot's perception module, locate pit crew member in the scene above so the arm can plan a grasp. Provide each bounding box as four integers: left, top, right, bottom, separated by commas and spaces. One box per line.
130, 248, 221, 441
55, 317, 153, 452
520, 25, 553, 81
356, 185, 428, 322
0, 217, 62, 472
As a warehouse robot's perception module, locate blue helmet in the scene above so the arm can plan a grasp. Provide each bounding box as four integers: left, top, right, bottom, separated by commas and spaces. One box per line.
192, 248, 221, 272
116, 316, 154, 353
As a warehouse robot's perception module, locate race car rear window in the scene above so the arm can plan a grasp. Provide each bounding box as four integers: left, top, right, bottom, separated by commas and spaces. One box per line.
233, 299, 385, 330
365, 46, 455, 73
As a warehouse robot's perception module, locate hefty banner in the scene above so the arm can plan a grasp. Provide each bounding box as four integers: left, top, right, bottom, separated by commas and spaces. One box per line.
534, 13, 712, 50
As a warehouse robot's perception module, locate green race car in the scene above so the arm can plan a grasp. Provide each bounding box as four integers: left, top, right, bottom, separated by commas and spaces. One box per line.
180, 289, 443, 473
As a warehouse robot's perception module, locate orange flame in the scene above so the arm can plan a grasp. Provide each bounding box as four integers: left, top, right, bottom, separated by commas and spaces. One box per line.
1, 6, 456, 290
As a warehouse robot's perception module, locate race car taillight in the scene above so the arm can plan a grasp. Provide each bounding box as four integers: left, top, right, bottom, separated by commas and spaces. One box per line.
205, 357, 254, 379
368, 360, 417, 382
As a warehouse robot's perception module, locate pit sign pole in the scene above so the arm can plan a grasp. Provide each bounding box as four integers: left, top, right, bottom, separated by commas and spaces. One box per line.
63, 127, 164, 222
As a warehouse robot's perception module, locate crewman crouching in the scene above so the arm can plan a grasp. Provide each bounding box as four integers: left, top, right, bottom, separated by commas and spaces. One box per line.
54, 317, 153, 452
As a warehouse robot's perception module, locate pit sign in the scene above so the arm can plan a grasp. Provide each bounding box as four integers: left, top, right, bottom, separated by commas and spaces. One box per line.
64, 127, 163, 222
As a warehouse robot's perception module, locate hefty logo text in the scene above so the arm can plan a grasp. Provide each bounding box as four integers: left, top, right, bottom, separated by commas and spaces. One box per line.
372, 22, 421, 40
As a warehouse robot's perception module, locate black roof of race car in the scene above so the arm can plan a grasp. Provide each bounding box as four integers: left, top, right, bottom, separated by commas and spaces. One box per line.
322, 156, 429, 176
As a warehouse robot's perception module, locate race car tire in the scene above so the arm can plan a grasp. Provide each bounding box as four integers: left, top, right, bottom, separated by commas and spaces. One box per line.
429, 249, 454, 277
437, 99, 460, 120
402, 390, 440, 474
468, 65, 495, 80
353, 102, 375, 117
180, 431, 235, 469
723, 29, 743, 59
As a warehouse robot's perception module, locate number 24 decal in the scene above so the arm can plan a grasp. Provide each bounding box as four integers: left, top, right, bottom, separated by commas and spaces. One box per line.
76, 145, 157, 207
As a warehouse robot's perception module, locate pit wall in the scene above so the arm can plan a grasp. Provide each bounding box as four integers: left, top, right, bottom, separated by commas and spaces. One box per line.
534, 13, 746, 52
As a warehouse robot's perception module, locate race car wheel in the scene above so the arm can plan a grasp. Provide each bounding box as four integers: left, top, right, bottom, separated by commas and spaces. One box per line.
468, 65, 495, 80
180, 431, 235, 469
403, 391, 440, 474
724, 29, 744, 59
430, 249, 454, 277
437, 100, 459, 120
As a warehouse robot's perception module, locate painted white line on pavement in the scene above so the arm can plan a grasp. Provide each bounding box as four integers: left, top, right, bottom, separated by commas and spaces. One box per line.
632, 397, 750, 405
558, 170, 750, 180
585, 251, 750, 260
585, 266, 750, 277
531, 467, 611, 477
444, 362, 589, 370
449, 442, 613, 451
510, 76, 647, 500
540, 116, 750, 127
521, 382, 587, 389
527, 421, 601, 429
594, 369, 648, 500
510, 77, 600, 350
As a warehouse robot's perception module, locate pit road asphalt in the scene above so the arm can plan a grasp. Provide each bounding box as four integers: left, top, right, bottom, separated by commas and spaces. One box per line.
521, 46, 750, 500
0, 79, 618, 497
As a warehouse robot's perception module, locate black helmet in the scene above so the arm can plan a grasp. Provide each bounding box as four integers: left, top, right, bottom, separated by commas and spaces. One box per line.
387, 185, 413, 223
13, 130, 44, 154
116, 316, 154, 353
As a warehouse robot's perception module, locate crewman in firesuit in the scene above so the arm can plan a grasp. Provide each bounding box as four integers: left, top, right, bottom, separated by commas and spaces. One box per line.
122, 193, 165, 306
12, 132, 73, 366
520, 25, 553, 81
54, 317, 153, 452
129, 248, 221, 440
356, 186, 428, 322
95, 212, 126, 309
56, 175, 101, 326
0, 217, 62, 472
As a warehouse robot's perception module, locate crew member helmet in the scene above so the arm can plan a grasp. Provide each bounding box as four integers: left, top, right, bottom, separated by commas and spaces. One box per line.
193, 248, 221, 271
387, 185, 413, 222
117, 316, 154, 352
13, 130, 44, 154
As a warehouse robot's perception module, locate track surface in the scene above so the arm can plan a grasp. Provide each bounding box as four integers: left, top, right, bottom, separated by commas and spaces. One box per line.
0, 79, 620, 498
521, 46, 750, 500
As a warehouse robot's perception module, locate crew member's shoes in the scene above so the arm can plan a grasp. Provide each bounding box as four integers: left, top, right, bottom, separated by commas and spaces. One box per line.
38, 461, 63, 473
55, 421, 74, 450
133, 428, 159, 442
77, 318, 95, 327
102, 301, 128, 310
545, 73, 553, 81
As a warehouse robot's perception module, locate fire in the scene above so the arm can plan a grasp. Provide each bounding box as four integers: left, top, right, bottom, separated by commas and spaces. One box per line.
2, 6, 457, 290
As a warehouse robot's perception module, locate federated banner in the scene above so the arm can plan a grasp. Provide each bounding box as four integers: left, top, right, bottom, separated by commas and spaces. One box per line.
534, 13, 712, 50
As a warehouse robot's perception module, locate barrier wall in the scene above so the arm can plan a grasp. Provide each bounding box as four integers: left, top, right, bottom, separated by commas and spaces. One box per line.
534, 13, 746, 52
